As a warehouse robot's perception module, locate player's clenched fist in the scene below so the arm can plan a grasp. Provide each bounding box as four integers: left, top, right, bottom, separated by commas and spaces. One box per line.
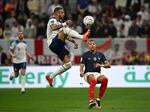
65, 20, 72, 26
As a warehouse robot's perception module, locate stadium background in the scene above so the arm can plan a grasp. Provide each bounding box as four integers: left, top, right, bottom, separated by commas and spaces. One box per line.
0, 0, 150, 112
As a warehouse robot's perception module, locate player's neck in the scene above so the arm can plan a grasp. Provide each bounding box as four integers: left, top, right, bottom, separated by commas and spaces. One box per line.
53, 15, 60, 21
90, 50, 96, 54
19, 39, 23, 41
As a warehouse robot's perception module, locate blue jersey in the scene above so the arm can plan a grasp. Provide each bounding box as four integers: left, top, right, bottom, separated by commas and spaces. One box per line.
81, 51, 107, 73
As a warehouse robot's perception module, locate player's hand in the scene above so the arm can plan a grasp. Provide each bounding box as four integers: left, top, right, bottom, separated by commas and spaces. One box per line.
80, 71, 84, 77
74, 43, 78, 49
66, 20, 72, 26
95, 63, 100, 68
95, 63, 104, 68
30, 55, 35, 61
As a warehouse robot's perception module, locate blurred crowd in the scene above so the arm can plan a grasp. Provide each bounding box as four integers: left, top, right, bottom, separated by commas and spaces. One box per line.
0, 0, 150, 39
108, 43, 150, 65
0, 0, 150, 66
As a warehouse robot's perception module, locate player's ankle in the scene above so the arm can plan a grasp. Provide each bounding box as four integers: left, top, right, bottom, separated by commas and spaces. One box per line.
96, 98, 100, 101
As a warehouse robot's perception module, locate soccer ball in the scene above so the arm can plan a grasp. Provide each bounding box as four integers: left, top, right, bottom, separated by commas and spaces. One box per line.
83, 15, 94, 26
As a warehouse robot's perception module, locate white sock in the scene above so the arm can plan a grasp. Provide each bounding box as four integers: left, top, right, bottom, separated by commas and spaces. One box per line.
51, 62, 72, 78
21, 75, 25, 91
62, 27, 83, 39
21, 88, 25, 92
97, 98, 101, 101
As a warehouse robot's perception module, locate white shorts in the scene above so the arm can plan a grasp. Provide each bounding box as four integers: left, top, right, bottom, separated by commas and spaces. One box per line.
83, 72, 103, 82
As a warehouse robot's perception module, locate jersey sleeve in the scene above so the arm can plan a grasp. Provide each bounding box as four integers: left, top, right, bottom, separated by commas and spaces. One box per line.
23, 41, 27, 50
80, 53, 86, 65
9, 40, 16, 50
48, 18, 58, 26
100, 53, 108, 64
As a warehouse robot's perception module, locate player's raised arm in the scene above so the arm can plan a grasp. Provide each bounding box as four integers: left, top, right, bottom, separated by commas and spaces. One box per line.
49, 7, 72, 31
50, 20, 72, 31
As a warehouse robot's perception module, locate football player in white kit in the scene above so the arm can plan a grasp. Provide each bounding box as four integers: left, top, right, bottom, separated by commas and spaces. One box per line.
9, 31, 34, 94
46, 7, 90, 87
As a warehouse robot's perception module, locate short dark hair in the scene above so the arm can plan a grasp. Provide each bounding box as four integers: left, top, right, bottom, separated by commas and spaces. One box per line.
54, 7, 64, 13
88, 39, 95, 43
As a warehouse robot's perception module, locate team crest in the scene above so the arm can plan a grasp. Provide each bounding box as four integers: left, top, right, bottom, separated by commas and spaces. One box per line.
51, 20, 54, 23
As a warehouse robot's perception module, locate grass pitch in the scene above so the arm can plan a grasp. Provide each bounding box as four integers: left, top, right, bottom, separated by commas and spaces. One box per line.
0, 88, 150, 112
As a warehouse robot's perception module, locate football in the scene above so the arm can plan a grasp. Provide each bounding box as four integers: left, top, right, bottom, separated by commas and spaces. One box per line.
83, 15, 94, 26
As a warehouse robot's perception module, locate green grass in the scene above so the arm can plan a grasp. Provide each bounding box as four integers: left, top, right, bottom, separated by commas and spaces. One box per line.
0, 88, 150, 112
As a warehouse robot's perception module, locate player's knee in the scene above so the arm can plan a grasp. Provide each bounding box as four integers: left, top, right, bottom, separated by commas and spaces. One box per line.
20, 70, 26, 76
64, 62, 72, 70
90, 79, 97, 84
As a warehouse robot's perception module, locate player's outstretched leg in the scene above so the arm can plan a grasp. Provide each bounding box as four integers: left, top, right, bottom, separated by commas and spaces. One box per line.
46, 75, 53, 87
46, 62, 72, 87
83, 29, 91, 42
62, 27, 90, 42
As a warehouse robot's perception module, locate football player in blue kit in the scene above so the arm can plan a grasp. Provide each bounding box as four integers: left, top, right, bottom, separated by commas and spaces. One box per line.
80, 39, 110, 109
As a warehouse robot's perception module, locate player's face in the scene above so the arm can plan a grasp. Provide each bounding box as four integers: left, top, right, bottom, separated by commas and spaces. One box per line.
58, 9, 65, 19
17, 32, 24, 40
88, 41, 96, 51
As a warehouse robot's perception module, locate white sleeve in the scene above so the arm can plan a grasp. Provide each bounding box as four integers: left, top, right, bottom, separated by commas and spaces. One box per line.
10, 41, 16, 50
24, 41, 27, 50
48, 18, 58, 26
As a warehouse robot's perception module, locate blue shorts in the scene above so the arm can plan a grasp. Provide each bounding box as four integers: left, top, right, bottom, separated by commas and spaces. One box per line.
13, 62, 26, 73
49, 36, 70, 61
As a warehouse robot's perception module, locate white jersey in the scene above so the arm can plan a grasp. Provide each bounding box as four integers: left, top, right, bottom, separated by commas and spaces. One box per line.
10, 39, 27, 63
46, 17, 62, 46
